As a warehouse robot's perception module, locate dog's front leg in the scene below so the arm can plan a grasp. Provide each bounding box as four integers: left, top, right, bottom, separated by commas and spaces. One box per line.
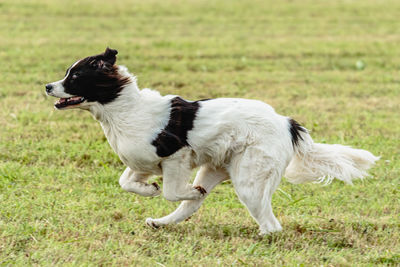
146, 166, 228, 228
119, 167, 161, 197
161, 149, 206, 202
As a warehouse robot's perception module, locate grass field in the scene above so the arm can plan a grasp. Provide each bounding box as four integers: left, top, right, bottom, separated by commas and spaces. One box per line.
1, 0, 399, 265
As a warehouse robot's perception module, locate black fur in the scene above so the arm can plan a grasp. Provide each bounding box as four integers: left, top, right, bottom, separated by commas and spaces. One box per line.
289, 118, 306, 147
152, 97, 201, 157
63, 48, 130, 104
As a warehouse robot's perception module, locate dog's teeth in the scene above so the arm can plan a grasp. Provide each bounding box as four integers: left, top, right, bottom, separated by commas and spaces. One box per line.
54, 96, 84, 108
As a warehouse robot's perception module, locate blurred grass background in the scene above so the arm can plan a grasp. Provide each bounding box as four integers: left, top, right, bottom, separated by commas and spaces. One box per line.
0, 0, 399, 265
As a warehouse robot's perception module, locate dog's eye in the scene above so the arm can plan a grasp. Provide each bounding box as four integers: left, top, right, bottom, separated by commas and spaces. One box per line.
71, 73, 80, 79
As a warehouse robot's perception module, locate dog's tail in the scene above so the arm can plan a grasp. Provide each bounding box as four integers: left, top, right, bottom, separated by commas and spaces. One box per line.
284, 119, 379, 185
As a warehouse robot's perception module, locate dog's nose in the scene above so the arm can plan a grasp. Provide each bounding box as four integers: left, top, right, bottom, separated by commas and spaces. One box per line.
45, 84, 53, 93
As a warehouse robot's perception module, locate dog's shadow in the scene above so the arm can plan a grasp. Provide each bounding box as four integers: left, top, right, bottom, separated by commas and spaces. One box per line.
148, 222, 282, 243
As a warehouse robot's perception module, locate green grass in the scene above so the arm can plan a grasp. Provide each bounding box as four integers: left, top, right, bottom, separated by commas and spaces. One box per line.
1, 0, 399, 265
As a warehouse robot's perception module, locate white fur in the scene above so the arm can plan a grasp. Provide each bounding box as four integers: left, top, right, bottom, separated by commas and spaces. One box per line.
51, 66, 379, 235
285, 130, 379, 185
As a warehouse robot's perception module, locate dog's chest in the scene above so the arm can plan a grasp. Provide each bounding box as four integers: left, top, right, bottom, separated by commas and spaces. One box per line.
102, 124, 159, 172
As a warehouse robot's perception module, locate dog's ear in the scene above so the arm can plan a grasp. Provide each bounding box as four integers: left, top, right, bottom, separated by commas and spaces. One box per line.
89, 58, 106, 70
90, 48, 118, 70
103, 47, 118, 65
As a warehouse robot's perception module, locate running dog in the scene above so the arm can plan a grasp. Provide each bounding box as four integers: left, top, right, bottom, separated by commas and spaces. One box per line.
45, 48, 379, 235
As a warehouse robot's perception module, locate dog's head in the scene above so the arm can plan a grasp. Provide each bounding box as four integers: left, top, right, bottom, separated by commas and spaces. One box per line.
46, 48, 131, 110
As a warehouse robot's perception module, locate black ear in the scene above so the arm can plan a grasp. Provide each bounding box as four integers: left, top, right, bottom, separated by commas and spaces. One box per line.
103, 47, 118, 65
90, 59, 106, 70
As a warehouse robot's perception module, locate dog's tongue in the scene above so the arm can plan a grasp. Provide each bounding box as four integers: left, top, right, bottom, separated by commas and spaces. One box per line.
56, 98, 67, 104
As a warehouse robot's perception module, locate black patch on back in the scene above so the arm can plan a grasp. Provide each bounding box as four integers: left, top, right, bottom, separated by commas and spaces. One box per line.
62, 48, 130, 104
152, 97, 201, 157
289, 118, 306, 147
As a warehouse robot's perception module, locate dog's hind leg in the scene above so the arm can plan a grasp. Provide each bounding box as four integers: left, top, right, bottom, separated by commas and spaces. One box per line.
119, 167, 161, 197
146, 165, 228, 228
228, 147, 284, 235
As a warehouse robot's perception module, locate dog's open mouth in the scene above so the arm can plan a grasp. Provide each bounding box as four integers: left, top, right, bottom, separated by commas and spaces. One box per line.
55, 96, 85, 109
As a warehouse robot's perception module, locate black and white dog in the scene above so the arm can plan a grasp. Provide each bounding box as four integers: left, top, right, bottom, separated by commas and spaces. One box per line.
46, 48, 378, 235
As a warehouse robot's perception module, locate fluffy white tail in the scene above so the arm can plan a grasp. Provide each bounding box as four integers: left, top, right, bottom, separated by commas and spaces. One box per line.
284, 129, 379, 185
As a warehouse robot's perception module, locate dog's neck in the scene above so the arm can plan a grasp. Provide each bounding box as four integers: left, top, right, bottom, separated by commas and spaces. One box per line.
86, 66, 169, 147
88, 66, 140, 123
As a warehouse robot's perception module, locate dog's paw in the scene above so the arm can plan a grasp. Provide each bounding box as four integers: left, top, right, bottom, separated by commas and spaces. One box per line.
193, 185, 207, 195
259, 224, 282, 236
146, 218, 160, 229
151, 182, 160, 191
143, 182, 161, 197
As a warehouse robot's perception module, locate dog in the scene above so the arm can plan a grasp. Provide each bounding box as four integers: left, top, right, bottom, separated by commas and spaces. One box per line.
46, 48, 379, 235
